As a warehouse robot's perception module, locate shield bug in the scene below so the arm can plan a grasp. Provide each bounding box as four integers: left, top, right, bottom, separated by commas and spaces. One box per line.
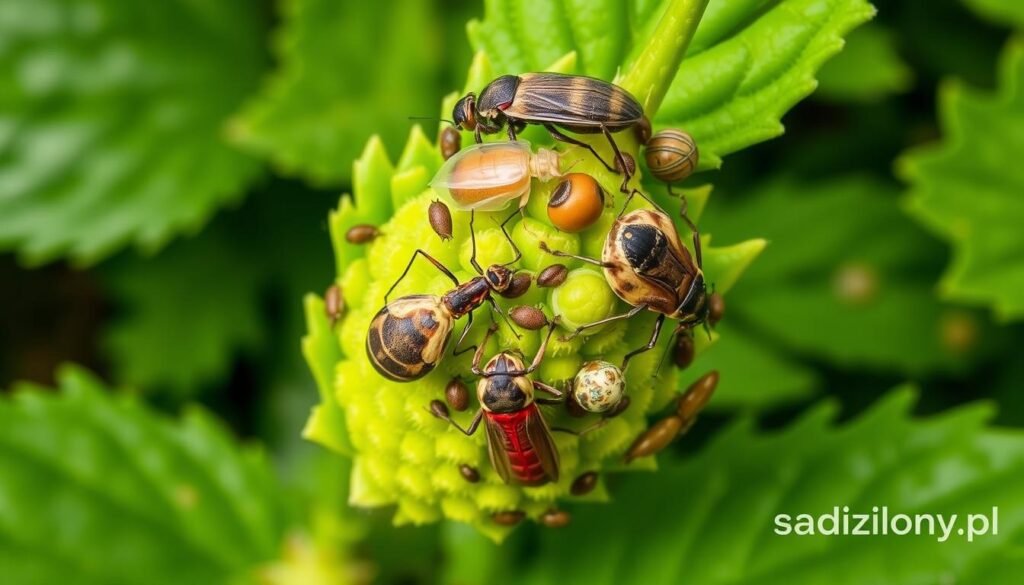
366, 215, 523, 382
439, 125, 462, 160
624, 370, 718, 463
345, 224, 380, 244
430, 140, 562, 212
539, 202, 710, 370
429, 323, 566, 486
547, 173, 606, 233
644, 129, 699, 189
453, 73, 645, 191
428, 200, 453, 241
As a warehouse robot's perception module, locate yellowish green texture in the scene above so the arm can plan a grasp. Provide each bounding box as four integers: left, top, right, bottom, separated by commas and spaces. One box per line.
302, 0, 874, 539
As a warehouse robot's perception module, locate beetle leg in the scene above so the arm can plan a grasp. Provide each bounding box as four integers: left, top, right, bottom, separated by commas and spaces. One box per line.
432, 407, 484, 436
538, 241, 609, 268
599, 124, 634, 194
543, 124, 619, 174
562, 304, 647, 342
498, 208, 523, 267
533, 380, 565, 399
524, 320, 558, 374
385, 249, 460, 304
452, 312, 478, 357
474, 127, 483, 144
488, 297, 522, 340
469, 322, 499, 374
621, 313, 667, 371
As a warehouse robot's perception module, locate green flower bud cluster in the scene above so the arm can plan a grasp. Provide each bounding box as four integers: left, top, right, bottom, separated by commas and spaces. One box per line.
303, 57, 764, 542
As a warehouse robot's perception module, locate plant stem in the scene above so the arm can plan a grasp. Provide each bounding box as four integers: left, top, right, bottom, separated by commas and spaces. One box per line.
619, 0, 710, 118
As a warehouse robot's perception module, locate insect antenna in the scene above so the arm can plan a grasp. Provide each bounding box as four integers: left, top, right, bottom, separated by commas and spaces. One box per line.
408, 115, 457, 126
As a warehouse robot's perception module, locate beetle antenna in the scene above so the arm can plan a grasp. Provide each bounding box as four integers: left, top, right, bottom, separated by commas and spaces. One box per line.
408, 116, 457, 126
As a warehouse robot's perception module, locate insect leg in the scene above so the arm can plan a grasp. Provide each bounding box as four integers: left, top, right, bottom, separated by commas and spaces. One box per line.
599, 124, 634, 194
452, 311, 478, 357
538, 241, 609, 268
543, 124, 618, 174
524, 320, 558, 374
498, 208, 524, 266
468, 210, 485, 275
385, 249, 460, 303
469, 323, 499, 375
488, 297, 522, 340
621, 313, 667, 371
532, 380, 565, 400
562, 304, 647, 342
433, 408, 484, 436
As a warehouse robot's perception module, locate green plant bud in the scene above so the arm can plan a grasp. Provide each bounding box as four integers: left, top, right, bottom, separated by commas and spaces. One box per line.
512, 217, 580, 272
549, 268, 618, 334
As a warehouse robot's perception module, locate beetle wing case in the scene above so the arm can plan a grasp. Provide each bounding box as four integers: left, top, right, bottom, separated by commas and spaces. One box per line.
429, 141, 533, 211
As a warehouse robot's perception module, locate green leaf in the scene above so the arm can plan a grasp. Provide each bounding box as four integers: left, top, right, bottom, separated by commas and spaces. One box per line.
0, 366, 286, 585
705, 176, 991, 374
508, 388, 1024, 585
0, 0, 266, 265
963, 0, 1024, 29
101, 225, 264, 396
230, 0, 458, 185
467, 0, 875, 167
902, 38, 1024, 321
816, 24, 913, 102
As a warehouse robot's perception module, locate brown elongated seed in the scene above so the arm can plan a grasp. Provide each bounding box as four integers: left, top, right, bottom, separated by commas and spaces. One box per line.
324, 284, 344, 325
459, 464, 480, 483
492, 510, 526, 526
541, 509, 572, 528
537, 264, 568, 287
499, 272, 532, 299
570, 471, 599, 495
428, 200, 453, 241
440, 126, 461, 160
445, 378, 470, 411
676, 370, 719, 422
708, 293, 725, 326
345, 224, 379, 244
624, 415, 684, 463
673, 334, 695, 369
615, 152, 636, 177
509, 305, 548, 330
429, 399, 449, 420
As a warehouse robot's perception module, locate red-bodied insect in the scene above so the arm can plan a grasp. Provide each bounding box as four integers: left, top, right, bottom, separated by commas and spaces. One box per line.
539, 198, 710, 370
452, 73, 645, 191
366, 215, 522, 382
430, 322, 565, 486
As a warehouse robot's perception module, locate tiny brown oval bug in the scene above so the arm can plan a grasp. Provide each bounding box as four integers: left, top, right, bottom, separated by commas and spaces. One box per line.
324, 284, 344, 326
345, 224, 380, 244
509, 305, 548, 330
366, 214, 523, 382
439, 125, 462, 160
645, 129, 698, 185
428, 200, 453, 241
547, 173, 605, 233
539, 200, 710, 370
536, 264, 568, 287
453, 73, 645, 192
445, 377, 470, 411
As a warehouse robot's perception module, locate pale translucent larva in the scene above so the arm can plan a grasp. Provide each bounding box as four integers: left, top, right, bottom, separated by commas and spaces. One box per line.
429, 141, 561, 211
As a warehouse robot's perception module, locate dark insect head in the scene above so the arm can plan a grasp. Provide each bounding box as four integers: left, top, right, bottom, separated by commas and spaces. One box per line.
453, 94, 477, 131
485, 264, 514, 293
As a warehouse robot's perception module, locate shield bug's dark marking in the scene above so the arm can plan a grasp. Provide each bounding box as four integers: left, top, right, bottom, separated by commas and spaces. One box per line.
366, 213, 523, 382
445, 377, 470, 411
547, 173, 605, 233
439, 126, 462, 160
509, 306, 548, 330
428, 200, 453, 241
536, 264, 568, 287
324, 284, 344, 326
453, 73, 645, 193
345, 224, 380, 244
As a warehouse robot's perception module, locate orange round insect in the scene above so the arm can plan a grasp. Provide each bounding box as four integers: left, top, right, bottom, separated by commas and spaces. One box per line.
546, 173, 605, 232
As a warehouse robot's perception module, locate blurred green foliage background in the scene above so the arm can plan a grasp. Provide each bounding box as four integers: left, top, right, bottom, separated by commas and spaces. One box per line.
2, 0, 1024, 583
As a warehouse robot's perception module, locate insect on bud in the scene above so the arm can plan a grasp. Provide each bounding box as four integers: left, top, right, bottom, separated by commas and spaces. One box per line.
345, 224, 380, 244
429, 399, 450, 420
439, 126, 462, 160
536, 264, 568, 287
428, 200, 453, 241
509, 306, 548, 330
324, 284, 344, 325
708, 293, 725, 326
459, 464, 480, 483
570, 471, 598, 495
673, 334, 695, 369
445, 378, 470, 411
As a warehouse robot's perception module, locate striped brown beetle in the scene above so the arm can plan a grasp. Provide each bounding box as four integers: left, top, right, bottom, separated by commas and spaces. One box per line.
453, 73, 645, 191
539, 198, 709, 370
366, 215, 523, 382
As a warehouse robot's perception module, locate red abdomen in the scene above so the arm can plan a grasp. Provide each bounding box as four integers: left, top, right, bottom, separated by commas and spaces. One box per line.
488, 405, 555, 486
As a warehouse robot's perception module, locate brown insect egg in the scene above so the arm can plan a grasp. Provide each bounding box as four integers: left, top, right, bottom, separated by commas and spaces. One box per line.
645, 129, 698, 183
492, 510, 526, 526
541, 509, 571, 528
570, 471, 598, 495
439, 126, 461, 160
459, 464, 480, 483
445, 378, 470, 411
708, 292, 725, 326
547, 173, 605, 233
345, 224, 380, 244
324, 284, 344, 325
536, 264, 568, 287
673, 334, 695, 369
428, 200, 453, 241
509, 305, 548, 330
499, 272, 532, 299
